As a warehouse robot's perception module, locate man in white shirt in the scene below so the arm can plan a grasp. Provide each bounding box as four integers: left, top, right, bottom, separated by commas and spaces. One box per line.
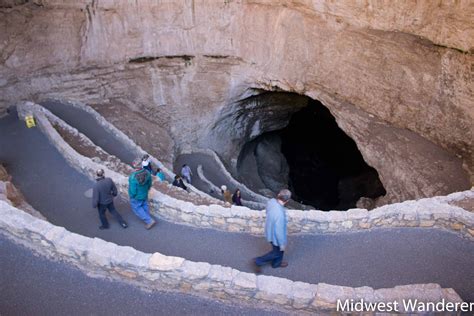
181, 164, 193, 184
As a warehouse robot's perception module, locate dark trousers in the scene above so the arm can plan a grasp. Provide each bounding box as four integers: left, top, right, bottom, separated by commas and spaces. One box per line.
98, 202, 126, 227
255, 243, 284, 268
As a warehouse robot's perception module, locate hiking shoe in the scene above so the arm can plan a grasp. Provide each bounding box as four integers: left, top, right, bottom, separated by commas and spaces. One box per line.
145, 219, 156, 230
273, 261, 288, 269
99, 225, 109, 230
121, 222, 128, 229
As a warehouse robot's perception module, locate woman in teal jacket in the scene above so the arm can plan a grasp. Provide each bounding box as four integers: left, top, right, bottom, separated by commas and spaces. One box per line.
128, 158, 156, 229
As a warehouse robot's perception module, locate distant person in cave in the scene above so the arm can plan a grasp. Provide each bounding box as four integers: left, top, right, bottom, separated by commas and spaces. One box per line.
172, 175, 188, 191
221, 185, 232, 205
232, 188, 243, 206
155, 168, 166, 182
141, 154, 153, 173
129, 158, 156, 230
181, 164, 193, 184
253, 189, 291, 273
92, 169, 128, 230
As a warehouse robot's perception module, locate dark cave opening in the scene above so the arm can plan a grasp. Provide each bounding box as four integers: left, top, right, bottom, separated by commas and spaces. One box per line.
236, 94, 386, 211
279, 98, 386, 210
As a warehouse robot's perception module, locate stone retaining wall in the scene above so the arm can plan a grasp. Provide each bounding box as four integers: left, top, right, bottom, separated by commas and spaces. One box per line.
196, 164, 266, 210
191, 148, 310, 210
189, 148, 269, 204
153, 189, 474, 240
0, 201, 463, 313
16, 101, 474, 241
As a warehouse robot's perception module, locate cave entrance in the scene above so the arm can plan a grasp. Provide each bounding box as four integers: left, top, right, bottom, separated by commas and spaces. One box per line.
236, 94, 386, 210
280, 98, 386, 210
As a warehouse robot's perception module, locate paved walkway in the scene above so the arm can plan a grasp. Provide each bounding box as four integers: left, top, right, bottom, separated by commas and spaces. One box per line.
43, 99, 263, 204
0, 235, 284, 316
41, 100, 137, 165
175, 153, 223, 199
1, 111, 473, 303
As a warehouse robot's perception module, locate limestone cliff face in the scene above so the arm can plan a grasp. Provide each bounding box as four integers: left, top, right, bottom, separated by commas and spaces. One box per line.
0, 0, 472, 204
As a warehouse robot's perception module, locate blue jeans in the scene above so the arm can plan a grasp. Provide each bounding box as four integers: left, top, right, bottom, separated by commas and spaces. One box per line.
255, 243, 284, 268
130, 198, 153, 224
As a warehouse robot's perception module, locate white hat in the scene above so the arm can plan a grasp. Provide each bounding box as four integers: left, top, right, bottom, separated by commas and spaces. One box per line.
221, 185, 227, 191
96, 169, 104, 177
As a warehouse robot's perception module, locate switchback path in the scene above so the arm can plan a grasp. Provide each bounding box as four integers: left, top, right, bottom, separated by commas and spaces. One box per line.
1, 111, 473, 302
42, 99, 258, 203
176, 152, 244, 200
42, 100, 276, 207
41, 100, 137, 165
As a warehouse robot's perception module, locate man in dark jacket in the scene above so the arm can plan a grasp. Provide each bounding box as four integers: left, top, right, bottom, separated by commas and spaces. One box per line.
92, 169, 128, 229
172, 175, 187, 191
129, 158, 156, 229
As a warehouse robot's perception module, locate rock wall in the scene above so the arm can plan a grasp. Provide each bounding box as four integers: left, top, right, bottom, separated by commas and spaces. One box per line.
1, 1, 472, 203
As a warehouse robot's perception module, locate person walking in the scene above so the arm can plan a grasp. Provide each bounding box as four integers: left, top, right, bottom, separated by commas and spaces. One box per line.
232, 188, 243, 206
92, 169, 128, 230
221, 185, 232, 205
155, 168, 166, 182
181, 164, 193, 184
129, 158, 156, 229
142, 154, 153, 173
172, 175, 187, 191
253, 189, 292, 273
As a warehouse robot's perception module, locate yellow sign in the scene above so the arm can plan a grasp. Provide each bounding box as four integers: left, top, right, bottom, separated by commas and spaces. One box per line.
25, 115, 36, 128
